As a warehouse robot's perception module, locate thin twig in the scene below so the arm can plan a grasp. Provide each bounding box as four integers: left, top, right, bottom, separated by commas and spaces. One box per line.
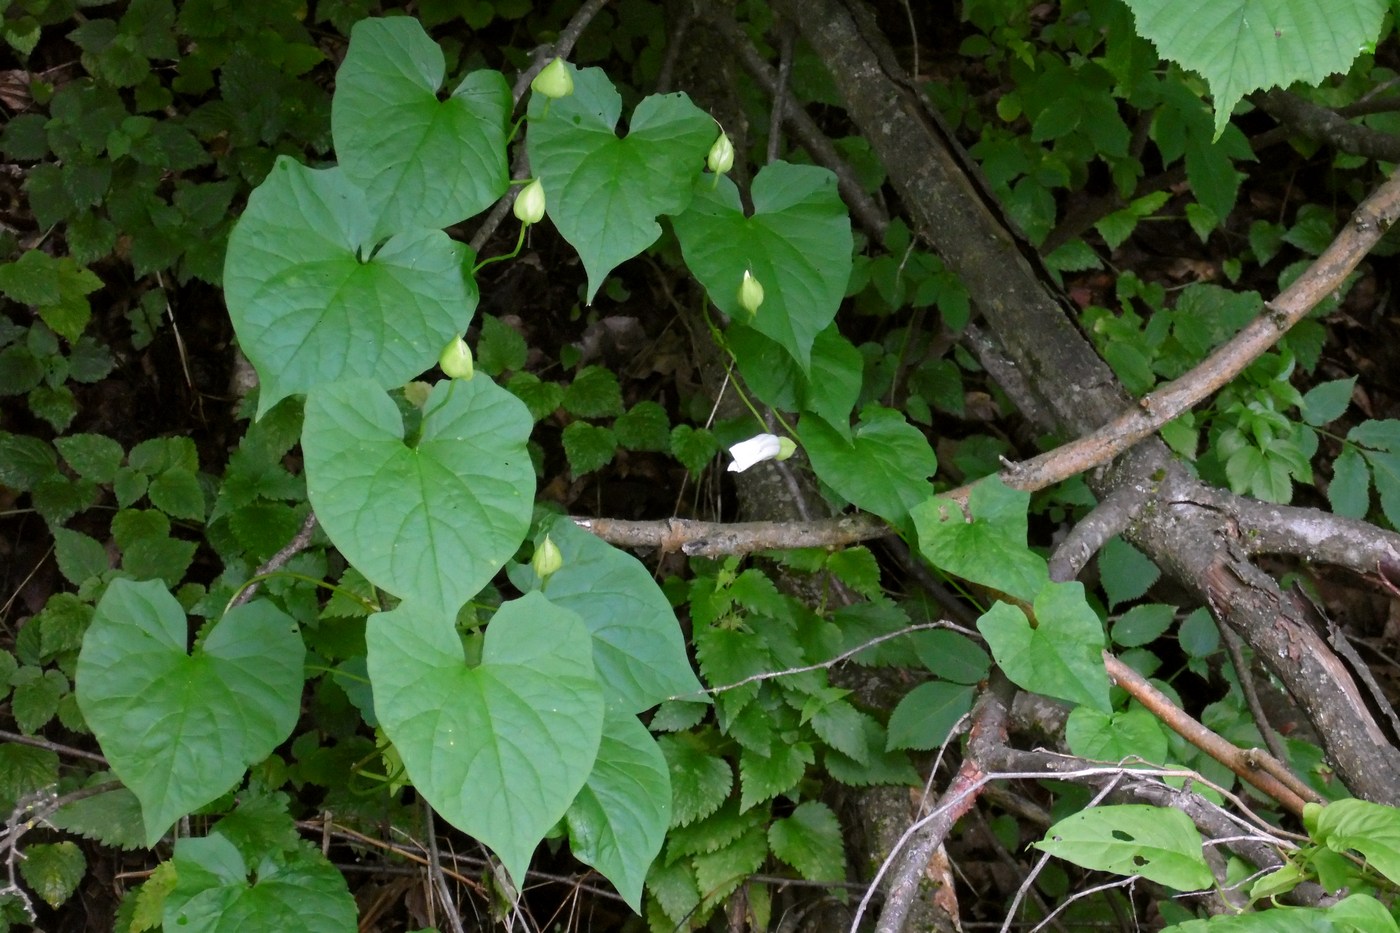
1215, 620, 1291, 763
228, 511, 319, 609
425, 801, 466, 933
0, 729, 106, 765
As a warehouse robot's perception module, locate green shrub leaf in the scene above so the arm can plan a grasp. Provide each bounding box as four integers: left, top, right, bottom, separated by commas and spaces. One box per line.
303, 378, 533, 615
366, 594, 604, 887
768, 801, 845, 882
527, 65, 714, 301
673, 163, 852, 369
76, 580, 304, 846
800, 406, 936, 525
509, 517, 703, 712
913, 478, 1049, 603
978, 583, 1110, 713
1035, 804, 1213, 890
565, 712, 671, 910
225, 159, 476, 417
887, 681, 976, 751
332, 18, 509, 235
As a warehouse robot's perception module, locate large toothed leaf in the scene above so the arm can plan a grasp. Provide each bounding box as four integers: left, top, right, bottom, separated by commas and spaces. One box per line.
303, 378, 534, 616
224, 159, 476, 417
332, 17, 509, 235
526, 64, 714, 301
367, 595, 604, 887
76, 580, 304, 847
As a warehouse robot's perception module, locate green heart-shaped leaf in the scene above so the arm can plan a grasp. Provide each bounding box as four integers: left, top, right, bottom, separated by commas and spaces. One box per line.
367, 595, 604, 887
225, 159, 476, 417
76, 580, 304, 847
673, 162, 852, 369
978, 582, 1110, 713
526, 64, 714, 301
333, 17, 509, 235
165, 834, 357, 932
509, 517, 702, 712
799, 406, 936, 525
564, 711, 670, 911
303, 378, 534, 616
912, 477, 1050, 603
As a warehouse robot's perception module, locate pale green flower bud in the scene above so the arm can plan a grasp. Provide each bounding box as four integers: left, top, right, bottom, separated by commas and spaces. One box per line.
707, 132, 734, 176
775, 437, 797, 461
532, 535, 563, 580
439, 337, 474, 380
514, 179, 546, 225
737, 270, 764, 314
531, 58, 574, 99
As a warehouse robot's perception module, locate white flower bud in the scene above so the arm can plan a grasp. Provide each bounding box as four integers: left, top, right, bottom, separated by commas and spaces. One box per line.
707, 133, 734, 175
514, 179, 546, 225
438, 337, 474, 380
531, 58, 574, 99
727, 434, 782, 472
737, 270, 764, 314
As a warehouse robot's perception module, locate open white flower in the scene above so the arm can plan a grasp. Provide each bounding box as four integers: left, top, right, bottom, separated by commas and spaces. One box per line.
727, 433, 796, 472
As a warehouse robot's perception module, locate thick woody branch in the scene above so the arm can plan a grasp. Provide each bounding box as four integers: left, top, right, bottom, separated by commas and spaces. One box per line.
570, 512, 889, 557
1255, 89, 1400, 163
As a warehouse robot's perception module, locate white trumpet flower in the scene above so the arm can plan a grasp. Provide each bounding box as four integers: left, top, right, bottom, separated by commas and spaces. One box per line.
727, 433, 796, 472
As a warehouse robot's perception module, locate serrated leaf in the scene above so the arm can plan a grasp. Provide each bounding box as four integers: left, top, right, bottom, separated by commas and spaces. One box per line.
657, 733, 732, 827
225, 159, 476, 417
823, 716, 919, 787
476, 314, 527, 376
800, 406, 936, 525
366, 594, 603, 887
54, 433, 123, 483
12, 668, 65, 734
1329, 446, 1370, 518
565, 712, 670, 910
505, 372, 564, 421
0, 745, 58, 812
808, 700, 880, 764
1362, 447, 1400, 530
1098, 536, 1160, 609
132, 860, 178, 931
508, 517, 702, 712
19, 841, 84, 908
673, 163, 852, 369
913, 478, 1049, 603
1123, 0, 1386, 138
1035, 805, 1213, 890
51, 785, 145, 850
978, 582, 1110, 713
1065, 706, 1169, 764
614, 401, 671, 452
739, 741, 812, 811
563, 365, 624, 418
692, 824, 768, 907
562, 421, 617, 476
911, 630, 990, 685
76, 580, 304, 846
332, 17, 509, 234
887, 681, 976, 751
670, 424, 720, 474
303, 378, 533, 615
52, 528, 110, 586
768, 801, 844, 882
646, 858, 700, 925
1112, 603, 1176, 648
147, 468, 204, 520
1301, 377, 1355, 427
164, 834, 356, 932
527, 65, 714, 301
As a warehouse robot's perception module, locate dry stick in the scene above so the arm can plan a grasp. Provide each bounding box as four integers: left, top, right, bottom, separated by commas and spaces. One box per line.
425, 800, 467, 933
767, 20, 796, 165
469, 0, 612, 255
228, 511, 319, 609
0, 728, 106, 765
1102, 652, 1321, 815
570, 512, 887, 557
1216, 618, 1292, 764
977, 169, 1400, 503
1046, 484, 1148, 583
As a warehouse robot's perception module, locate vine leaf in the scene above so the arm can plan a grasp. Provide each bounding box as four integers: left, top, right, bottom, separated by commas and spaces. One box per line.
165, 833, 357, 931
526, 64, 714, 301
800, 405, 936, 525
564, 712, 671, 911
224, 159, 476, 417
978, 582, 1110, 713
366, 595, 604, 887
1121, 0, 1386, 137
333, 17, 509, 235
1035, 805, 1214, 890
509, 516, 703, 712
302, 378, 533, 616
674, 163, 853, 370
75, 579, 304, 847
912, 477, 1049, 603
